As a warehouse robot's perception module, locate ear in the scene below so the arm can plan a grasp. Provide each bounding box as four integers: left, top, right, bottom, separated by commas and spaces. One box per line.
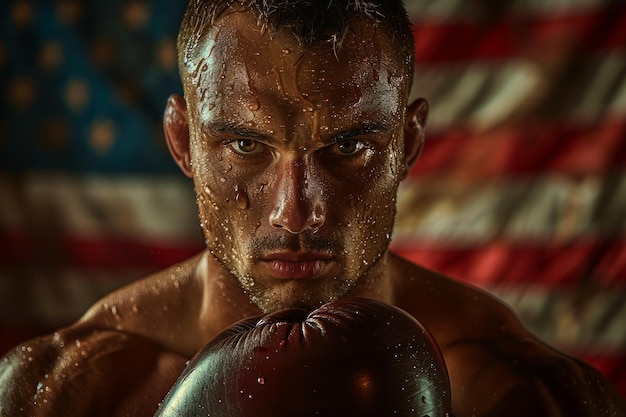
164, 94, 193, 178
401, 98, 428, 179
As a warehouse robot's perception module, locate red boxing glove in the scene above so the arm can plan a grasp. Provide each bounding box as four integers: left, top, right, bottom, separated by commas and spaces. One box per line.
156, 298, 453, 417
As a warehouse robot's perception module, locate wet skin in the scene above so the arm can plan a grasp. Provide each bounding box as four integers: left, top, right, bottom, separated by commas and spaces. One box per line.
173, 11, 422, 313
1, 10, 624, 417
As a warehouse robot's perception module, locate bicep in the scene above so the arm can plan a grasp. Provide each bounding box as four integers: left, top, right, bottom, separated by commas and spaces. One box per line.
0, 330, 187, 417
444, 337, 625, 417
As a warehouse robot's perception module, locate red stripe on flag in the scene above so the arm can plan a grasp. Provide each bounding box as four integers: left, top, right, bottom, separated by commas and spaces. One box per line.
412, 5, 626, 63
411, 118, 626, 177
575, 352, 626, 398
0, 230, 205, 271
392, 239, 626, 287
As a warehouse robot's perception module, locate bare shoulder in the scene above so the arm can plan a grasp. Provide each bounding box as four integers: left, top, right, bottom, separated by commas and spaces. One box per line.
389, 253, 524, 342
78, 253, 206, 355
389, 254, 626, 416
0, 253, 211, 416
445, 333, 625, 416
0, 326, 187, 417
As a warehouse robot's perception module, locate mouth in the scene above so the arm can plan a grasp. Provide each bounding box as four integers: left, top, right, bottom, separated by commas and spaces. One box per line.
260, 252, 334, 279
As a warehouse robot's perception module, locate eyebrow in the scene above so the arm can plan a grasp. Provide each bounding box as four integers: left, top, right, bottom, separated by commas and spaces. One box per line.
205, 121, 268, 140
328, 122, 392, 143
205, 121, 391, 143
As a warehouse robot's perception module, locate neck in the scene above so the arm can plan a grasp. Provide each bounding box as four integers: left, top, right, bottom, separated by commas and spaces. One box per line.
345, 250, 397, 304
195, 251, 263, 340
194, 249, 399, 343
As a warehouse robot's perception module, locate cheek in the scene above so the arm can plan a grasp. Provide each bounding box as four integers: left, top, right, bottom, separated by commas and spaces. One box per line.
196, 177, 265, 275
191, 135, 272, 228
352, 187, 397, 240
326, 154, 398, 266
337, 148, 401, 212
197, 185, 234, 266
191, 144, 247, 252
195, 166, 265, 240
353, 149, 401, 227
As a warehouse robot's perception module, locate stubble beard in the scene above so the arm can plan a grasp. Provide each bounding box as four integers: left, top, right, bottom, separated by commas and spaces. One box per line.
206, 233, 390, 314
238, 270, 356, 313
225, 241, 390, 314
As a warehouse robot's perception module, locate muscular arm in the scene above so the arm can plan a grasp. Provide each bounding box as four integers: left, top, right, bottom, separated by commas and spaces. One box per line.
0, 327, 187, 417
444, 335, 626, 417
392, 260, 625, 416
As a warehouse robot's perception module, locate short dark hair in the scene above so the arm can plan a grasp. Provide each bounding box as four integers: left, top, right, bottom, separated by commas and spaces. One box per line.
177, 0, 414, 83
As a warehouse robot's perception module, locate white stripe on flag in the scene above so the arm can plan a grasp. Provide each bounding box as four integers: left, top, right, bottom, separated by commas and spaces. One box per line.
410, 51, 626, 131
395, 172, 626, 245
0, 269, 138, 326
0, 173, 199, 243
404, 0, 617, 21
490, 283, 626, 352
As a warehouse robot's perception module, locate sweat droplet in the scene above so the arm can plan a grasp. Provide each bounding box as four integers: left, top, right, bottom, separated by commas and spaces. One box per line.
257, 377, 265, 385
235, 188, 249, 210
111, 306, 121, 321
248, 99, 260, 111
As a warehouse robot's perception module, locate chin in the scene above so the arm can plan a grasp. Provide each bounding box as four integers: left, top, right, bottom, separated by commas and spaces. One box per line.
249, 291, 332, 314
245, 279, 356, 314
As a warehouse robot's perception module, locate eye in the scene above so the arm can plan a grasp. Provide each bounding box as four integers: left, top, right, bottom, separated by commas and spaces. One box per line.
229, 139, 264, 155
334, 139, 364, 155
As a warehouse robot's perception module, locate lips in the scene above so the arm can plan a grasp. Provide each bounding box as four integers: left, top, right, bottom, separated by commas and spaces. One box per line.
261, 252, 333, 279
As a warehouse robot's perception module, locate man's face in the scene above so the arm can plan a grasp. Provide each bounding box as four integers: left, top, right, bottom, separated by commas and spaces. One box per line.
181, 11, 412, 312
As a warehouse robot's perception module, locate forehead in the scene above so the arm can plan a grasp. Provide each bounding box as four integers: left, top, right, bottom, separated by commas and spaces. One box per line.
182, 10, 409, 126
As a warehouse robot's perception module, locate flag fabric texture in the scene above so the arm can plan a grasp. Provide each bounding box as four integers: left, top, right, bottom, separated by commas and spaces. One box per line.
1, 0, 625, 397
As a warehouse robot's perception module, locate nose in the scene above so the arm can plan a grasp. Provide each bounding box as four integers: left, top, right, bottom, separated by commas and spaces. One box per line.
269, 158, 326, 234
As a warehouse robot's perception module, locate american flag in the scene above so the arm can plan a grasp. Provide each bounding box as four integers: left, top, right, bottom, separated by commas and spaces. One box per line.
1, 0, 625, 397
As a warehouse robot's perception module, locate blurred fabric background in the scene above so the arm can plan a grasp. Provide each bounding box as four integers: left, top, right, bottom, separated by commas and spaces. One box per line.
1, 0, 624, 396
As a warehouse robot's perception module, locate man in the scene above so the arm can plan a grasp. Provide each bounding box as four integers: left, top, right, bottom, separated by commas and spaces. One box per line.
0, 1, 624, 416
